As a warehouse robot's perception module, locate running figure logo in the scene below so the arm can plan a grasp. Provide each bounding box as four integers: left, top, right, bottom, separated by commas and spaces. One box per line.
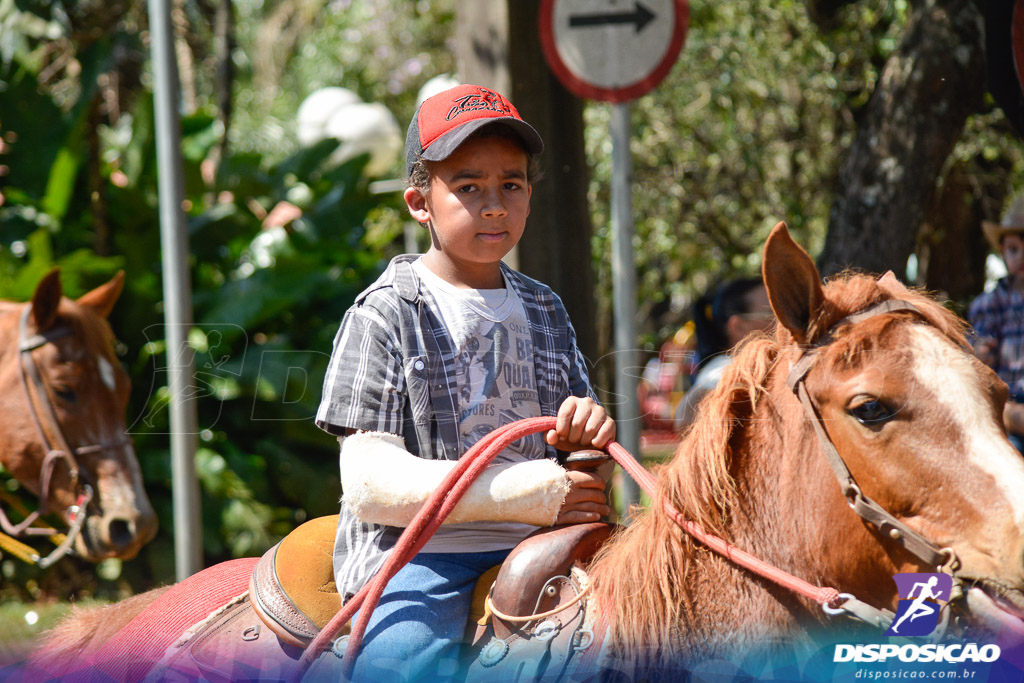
884, 573, 953, 637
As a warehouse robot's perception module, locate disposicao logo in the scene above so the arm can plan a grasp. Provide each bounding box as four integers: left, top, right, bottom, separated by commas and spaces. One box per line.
884, 573, 953, 637
833, 643, 1000, 664
833, 573, 1001, 664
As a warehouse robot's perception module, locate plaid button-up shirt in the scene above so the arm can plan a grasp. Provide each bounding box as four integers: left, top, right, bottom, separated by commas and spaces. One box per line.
316, 255, 596, 599
969, 276, 1024, 398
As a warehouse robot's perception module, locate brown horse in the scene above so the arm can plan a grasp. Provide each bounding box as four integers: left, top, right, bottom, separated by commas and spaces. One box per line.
0, 269, 156, 565
584, 223, 1024, 671
26, 224, 1024, 680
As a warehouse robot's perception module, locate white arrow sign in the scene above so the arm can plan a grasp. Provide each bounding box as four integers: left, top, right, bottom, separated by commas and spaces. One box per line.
540, 0, 688, 103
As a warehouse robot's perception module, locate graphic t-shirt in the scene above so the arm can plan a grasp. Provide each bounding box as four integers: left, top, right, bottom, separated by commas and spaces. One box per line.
413, 258, 544, 552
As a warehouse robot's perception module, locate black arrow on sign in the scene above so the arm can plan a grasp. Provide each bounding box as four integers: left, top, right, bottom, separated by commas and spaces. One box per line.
568, 2, 656, 33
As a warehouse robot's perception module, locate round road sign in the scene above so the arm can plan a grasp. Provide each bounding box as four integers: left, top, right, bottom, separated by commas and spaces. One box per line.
539, 0, 688, 103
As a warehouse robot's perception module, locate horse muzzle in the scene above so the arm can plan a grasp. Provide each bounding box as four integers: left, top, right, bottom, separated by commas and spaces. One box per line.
964, 581, 1024, 641
75, 498, 158, 562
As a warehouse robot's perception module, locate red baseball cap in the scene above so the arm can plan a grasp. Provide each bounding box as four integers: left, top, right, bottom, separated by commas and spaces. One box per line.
405, 84, 544, 174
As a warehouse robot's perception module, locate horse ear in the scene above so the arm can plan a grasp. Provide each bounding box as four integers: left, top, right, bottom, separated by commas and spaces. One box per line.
77, 270, 125, 319
762, 221, 824, 343
877, 270, 904, 289
30, 268, 63, 332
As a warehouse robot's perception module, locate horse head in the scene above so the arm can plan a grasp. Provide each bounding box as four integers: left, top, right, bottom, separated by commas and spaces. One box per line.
590, 222, 1024, 663
0, 269, 157, 562
762, 222, 1024, 637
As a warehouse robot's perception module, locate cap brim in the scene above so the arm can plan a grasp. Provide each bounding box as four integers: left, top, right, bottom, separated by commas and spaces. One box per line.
420, 118, 544, 163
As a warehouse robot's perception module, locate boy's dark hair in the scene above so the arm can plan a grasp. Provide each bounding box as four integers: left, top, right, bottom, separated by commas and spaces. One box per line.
407, 124, 544, 194
693, 276, 765, 363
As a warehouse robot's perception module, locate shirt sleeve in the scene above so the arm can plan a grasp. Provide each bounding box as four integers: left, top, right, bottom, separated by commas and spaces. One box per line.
564, 316, 598, 402
316, 304, 407, 436
968, 290, 1002, 343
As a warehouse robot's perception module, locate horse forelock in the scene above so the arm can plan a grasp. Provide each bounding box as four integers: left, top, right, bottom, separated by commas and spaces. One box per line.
57, 298, 119, 364
1, 298, 118, 364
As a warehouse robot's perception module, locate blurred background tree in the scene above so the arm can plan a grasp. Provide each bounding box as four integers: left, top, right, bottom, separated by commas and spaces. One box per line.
1, 0, 1023, 607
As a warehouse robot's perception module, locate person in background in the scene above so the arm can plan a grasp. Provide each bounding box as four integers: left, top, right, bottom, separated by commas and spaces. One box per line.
673, 277, 773, 433
969, 195, 1024, 451
639, 322, 696, 432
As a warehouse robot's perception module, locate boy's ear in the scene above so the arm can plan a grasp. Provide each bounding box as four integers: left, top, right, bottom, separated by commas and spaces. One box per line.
404, 186, 430, 224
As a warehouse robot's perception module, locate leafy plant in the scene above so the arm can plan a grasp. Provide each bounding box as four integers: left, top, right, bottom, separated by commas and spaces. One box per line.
1, 66, 401, 597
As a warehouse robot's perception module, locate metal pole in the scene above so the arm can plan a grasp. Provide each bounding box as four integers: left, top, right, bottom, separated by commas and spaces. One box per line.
610, 101, 641, 514
147, 0, 203, 579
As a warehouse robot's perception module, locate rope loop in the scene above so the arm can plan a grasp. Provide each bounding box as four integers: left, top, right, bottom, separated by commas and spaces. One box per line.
485, 583, 591, 624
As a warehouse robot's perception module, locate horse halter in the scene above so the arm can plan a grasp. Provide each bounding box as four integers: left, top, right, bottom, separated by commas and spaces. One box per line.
786, 299, 960, 575
1, 305, 126, 567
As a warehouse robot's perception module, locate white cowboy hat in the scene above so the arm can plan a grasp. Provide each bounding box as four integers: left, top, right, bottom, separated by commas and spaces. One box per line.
983, 194, 1024, 252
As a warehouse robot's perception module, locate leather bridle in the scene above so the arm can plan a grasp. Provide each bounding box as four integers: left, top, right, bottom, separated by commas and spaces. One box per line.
786, 299, 962, 593
1, 305, 128, 567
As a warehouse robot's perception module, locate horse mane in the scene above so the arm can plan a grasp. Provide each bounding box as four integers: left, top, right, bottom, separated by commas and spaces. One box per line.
586, 271, 968, 660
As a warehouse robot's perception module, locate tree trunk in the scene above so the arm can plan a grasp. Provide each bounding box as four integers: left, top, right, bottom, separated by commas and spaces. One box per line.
213, 0, 235, 164
816, 0, 985, 278
507, 1, 597, 369
454, 0, 511, 96
454, 0, 598, 368
919, 158, 1011, 304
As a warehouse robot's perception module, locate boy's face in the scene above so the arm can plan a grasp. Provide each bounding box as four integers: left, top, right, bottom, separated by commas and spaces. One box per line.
404, 135, 532, 288
1003, 233, 1024, 281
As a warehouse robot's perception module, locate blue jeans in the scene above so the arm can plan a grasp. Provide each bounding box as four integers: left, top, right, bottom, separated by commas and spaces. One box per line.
348, 548, 511, 683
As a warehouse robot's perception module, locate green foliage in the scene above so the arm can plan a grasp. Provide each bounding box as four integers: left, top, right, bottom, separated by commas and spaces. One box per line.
0, 19, 403, 595
587, 0, 912, 345
114, 130, 394, 584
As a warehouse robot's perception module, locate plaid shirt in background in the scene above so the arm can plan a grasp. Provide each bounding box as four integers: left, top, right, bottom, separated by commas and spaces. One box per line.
316, 255, 597, 600
968, 276, 1024, 398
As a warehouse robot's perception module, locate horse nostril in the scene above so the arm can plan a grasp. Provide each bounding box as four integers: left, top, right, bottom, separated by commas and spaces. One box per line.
107, 518, 135, 549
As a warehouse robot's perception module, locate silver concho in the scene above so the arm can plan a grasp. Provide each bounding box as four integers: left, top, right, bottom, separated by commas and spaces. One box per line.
478, 637, 509, 667
534, 619, 559, 642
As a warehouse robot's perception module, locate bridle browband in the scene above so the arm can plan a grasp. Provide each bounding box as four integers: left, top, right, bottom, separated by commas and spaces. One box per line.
1, 305, 129, 567
786, 299, 961, 575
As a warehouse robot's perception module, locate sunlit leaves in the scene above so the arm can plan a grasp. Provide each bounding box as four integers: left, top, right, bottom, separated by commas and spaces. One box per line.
587, 0, 905, 344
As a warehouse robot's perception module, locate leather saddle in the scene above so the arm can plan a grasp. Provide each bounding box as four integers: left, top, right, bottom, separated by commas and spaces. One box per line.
144, 517, 613, 681
249, 449, 616, 652
247, 514, 614, 647
152, 451, 616, 681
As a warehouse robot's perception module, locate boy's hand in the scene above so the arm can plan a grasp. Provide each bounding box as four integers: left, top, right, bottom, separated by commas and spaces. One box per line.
545, 396, 616, 452
554, 470, 611, 524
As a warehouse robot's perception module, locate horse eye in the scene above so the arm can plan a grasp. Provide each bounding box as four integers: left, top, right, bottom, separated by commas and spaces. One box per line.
54, 387, 78, 404
849, 399, 895, 425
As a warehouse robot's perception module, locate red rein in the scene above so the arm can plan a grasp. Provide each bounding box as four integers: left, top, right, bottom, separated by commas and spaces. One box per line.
295, 417, 843, 681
